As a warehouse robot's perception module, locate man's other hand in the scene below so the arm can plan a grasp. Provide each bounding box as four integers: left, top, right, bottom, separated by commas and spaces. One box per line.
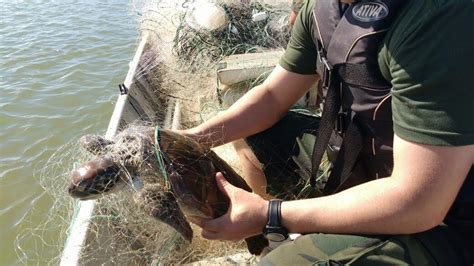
191, 172, 269, 241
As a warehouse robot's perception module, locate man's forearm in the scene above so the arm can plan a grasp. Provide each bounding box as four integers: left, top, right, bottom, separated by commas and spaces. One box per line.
181, 66, 319, 147
186, 84, 287, 147
281, 177, 438, 235
280, 137, 472, 236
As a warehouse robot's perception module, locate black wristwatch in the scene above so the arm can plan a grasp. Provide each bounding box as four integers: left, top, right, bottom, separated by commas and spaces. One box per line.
263, 199, 289, 242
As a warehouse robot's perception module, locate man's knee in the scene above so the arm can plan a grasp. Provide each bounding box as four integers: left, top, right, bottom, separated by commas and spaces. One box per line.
232, 139, 273, 198
232, 139, 262, 171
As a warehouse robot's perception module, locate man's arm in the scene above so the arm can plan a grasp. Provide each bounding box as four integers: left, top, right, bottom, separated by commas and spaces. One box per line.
281, 135, 473, 234
195, 135, 473, 240
181, 65, 318, 147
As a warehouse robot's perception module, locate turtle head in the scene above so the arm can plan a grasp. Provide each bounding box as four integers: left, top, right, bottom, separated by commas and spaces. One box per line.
68, 134, 127, 200
68, 156, 126, 200
69, 131, 154, 200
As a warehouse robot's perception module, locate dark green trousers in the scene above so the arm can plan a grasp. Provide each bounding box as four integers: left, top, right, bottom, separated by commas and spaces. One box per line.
259, 225, 472, 265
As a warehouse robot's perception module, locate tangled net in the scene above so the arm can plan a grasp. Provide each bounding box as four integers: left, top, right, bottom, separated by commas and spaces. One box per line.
173, 1, 290, 72
16, 0, 325, 264
16, 124, 250, 265
136, 0, 291, 126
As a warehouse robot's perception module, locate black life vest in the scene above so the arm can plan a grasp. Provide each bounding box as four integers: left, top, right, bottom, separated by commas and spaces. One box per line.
310, 0, 406, 194
309, 0, 474, 206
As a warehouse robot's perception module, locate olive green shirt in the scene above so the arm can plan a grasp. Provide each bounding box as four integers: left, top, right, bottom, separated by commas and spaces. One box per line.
280, 0, 474, 146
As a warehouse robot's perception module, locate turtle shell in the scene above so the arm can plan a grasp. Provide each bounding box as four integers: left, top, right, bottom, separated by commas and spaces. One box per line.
155, 129, 252, 217
155, 129, 267, 254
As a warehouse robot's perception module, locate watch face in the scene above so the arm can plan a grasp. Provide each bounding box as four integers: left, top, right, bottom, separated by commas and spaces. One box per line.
265, 232, 287, 242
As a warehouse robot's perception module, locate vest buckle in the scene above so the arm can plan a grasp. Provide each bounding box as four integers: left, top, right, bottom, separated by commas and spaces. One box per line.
317, 46, 333, 89
335, 112, 347, 134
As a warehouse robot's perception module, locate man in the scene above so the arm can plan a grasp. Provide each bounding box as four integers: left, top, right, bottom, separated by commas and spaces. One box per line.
181, 0, 474, 264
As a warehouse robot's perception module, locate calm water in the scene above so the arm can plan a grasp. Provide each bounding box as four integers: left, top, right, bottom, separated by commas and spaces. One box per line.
0, 1, 138, 263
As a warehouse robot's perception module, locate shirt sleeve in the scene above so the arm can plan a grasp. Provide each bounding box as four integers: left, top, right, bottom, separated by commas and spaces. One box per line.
279, 0, 318, 75
379, 1, 474, 146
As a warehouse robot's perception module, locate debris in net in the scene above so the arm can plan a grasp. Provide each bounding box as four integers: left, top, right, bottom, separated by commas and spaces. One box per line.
173, 1, 290, 72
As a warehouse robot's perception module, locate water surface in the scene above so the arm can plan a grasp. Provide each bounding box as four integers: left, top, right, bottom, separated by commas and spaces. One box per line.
0, 1, 138, 263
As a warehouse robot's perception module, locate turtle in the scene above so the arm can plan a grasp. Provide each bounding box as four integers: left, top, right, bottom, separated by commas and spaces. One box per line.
68, 126, 268, 255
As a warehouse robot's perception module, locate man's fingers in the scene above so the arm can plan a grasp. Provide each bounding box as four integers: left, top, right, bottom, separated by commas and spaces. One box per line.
200, 215, 226, 232
215, 172, 237, 197
189, 214, 228, 232
188, 216, 206, 227
201, 229, 238, 241
198, 172, 250, 241
201, 229, 222, 240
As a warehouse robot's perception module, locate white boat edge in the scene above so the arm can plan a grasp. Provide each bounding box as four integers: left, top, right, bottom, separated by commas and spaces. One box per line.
59, 32, 176, 266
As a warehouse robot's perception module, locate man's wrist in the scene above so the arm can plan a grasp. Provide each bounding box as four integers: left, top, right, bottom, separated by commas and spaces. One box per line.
280, 201, 290, 231
258, 199, 270, 233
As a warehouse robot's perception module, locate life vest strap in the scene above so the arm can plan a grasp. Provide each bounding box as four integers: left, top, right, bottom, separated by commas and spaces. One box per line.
323, 118, 364, 194
310, 65, 340, 188
338, 63, 390, 88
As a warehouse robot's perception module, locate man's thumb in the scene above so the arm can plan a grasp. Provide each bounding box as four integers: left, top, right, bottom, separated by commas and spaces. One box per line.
215, 172, 235, 197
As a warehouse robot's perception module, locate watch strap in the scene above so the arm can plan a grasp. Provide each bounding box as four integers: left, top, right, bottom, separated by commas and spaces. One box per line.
267, 199, 282, 226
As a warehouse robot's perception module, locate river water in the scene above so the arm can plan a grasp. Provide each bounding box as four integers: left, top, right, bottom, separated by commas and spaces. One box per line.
0, 1, 138, 263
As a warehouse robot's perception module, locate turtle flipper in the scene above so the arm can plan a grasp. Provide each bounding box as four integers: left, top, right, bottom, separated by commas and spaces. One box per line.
134, 184, 193, 242
245, 235, 268, 255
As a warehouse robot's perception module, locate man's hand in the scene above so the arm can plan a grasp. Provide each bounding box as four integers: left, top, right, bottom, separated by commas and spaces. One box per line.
192, 172, 269, 241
